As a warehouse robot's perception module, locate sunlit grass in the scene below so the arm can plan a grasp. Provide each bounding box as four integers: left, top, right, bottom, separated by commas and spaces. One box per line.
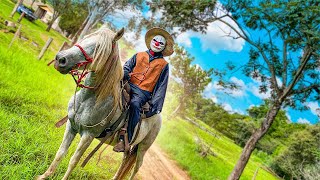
157, 92, 278, 180
0, 1, 123, 179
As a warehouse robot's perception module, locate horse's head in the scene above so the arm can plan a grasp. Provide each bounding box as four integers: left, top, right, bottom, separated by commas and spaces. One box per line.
54, 27, 125, 108
54, 27, 125, 74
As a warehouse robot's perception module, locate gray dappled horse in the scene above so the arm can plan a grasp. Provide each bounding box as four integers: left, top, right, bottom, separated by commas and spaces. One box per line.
37, 27, 162, 180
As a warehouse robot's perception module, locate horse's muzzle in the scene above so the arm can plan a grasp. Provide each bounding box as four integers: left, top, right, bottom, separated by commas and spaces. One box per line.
54, 55, 71, 74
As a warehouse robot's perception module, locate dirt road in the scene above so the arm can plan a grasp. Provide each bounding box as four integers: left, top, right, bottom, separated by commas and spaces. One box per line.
137, 144, 190, 180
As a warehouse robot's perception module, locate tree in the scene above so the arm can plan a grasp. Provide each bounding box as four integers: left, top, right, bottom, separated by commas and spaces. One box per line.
46, 0, 71, 32
169, 45, 213, 117
10, 0, 24, 18
271, 125, 320, 179
72, 0, 143, 44
30, 0, 36, 8
147, 0, 320, 179
59, 1, 88, 36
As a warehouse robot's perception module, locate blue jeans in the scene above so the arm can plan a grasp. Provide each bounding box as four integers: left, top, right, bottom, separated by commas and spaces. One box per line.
127, 83, 151, 142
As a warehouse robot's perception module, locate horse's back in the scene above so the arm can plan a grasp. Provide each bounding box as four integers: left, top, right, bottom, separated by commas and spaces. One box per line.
131, 114, 162, 146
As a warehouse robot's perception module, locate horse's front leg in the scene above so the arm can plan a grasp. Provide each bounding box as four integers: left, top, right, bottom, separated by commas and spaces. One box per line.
37, 121, 76, 180
62, 133, 94, 180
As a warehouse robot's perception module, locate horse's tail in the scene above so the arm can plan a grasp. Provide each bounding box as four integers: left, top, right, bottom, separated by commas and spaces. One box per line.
116, 146, 138, 179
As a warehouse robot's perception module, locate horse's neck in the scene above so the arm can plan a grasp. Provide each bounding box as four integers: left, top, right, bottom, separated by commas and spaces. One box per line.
84, 71, 96, 87
80, 72, 96, 99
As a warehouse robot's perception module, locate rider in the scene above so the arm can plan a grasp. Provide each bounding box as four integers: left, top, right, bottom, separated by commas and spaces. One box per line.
113, 28, 174, 152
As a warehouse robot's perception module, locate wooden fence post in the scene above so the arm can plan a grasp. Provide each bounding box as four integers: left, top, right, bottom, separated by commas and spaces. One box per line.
38, 37, 53, 60
58, 41, 69, 52
17, 12, 25, 23
8, 24, 22, 48
10, 0, 24, 18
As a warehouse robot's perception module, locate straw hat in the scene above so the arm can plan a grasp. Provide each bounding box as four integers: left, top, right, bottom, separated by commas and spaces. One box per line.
145, 27, 174, 57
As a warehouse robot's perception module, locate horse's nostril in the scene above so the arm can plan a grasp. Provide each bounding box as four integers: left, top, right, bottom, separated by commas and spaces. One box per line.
59, 57, 67, 66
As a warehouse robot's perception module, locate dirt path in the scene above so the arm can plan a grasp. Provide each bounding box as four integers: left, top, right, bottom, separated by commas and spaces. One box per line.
137, 144, 190, 180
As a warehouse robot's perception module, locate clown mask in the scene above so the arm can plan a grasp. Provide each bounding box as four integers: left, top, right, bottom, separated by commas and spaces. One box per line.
150, 35, 166, 53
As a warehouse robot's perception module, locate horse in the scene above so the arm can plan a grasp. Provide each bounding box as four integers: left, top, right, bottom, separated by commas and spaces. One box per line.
37, 27, 162, 180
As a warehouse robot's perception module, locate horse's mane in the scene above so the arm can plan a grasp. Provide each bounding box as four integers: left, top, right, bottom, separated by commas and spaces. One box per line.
85, 28, 123, 110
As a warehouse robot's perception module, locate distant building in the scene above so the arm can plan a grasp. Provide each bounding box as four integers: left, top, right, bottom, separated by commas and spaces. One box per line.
25, 0, 62, 32
34, 4, 52, 24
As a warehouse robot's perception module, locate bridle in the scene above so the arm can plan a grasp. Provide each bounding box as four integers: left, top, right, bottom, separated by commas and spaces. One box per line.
69, 44, 95, 89
48, 27, 124, 91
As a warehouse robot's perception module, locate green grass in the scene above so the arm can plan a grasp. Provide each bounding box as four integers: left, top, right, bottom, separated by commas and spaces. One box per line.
156, 92, 279, 180
0, 0, 123, 179
0, 24, 123, 180
0, 0, 68, 57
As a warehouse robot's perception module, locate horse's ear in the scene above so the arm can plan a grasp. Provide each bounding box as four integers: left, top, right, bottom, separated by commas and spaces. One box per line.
114, 28, 125, 42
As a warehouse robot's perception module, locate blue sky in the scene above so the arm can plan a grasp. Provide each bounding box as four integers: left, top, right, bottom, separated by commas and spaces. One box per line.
107, 4, 319, 124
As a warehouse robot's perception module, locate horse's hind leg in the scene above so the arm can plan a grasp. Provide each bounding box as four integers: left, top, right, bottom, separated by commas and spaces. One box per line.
37, 121, 76, 180
62, 133, 94, 180
112, 151, 136, 180
129, 120, 162, 180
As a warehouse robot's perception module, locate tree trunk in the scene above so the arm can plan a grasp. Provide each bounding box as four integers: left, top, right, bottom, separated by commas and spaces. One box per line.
10, 0, 24, 18
78, 6, 99, 40
17, 12, 25, 23
167, 103, 182, 120
46, 13, 59, 32
228, 102, 282, 180
30, 0, 36, 8
71, 15, 89, 45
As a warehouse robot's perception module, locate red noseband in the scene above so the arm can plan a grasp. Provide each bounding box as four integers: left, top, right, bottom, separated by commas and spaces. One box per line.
69, 44, 95, 89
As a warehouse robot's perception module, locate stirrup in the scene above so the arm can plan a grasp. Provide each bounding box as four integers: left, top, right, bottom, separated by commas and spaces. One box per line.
113, 140, 125, 152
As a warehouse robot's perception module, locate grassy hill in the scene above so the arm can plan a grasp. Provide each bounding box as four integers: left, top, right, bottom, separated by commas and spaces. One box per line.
0, 0, 278, 179
154, 91, 279, 180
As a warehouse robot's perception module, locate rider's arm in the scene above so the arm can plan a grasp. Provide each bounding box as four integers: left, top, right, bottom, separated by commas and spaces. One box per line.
147, 64, 169, 118
123, 54, 137, 81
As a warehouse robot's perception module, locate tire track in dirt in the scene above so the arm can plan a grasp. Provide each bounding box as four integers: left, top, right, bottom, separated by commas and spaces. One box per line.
137, 144, 190, 180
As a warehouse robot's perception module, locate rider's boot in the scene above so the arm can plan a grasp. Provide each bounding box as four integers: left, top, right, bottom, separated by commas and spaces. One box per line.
113, 128, 126, 152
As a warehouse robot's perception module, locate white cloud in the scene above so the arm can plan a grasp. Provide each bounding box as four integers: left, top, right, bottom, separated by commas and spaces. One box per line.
286, 112, 292, 122
249, 84, 271, 99
297, 117, 311, 124
222, 103, 233, 112
176, 32, 192, 48
222, 103, 245, 115
203, 82, 218, 103
230, 76, 246, 88
248, 104, 256, 109
305, 101, 320, 116
276, 77, 283, 87
145, 9, 163, 20
175, 16, 245, 53
204, 82, 214, 92
210, 77, 247, 98
108, 8, 142, 26
210, 95, 218, 103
